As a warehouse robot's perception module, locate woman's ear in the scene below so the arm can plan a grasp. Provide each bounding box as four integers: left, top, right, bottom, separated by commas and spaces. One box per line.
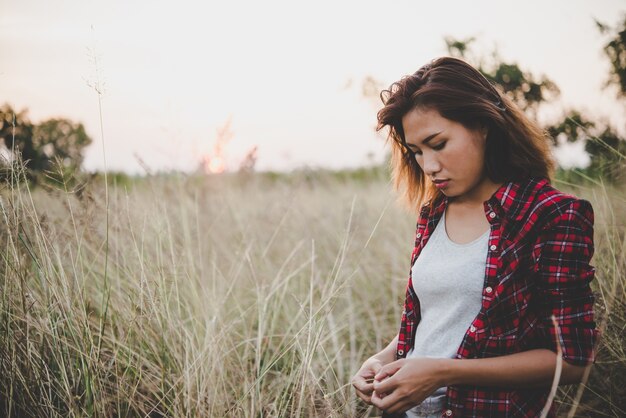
480, 123, 489, 140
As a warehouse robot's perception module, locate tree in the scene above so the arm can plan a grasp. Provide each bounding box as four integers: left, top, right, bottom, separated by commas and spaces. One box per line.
32, 118, 92, 172
0, 105, 35, 159
445, 38, 560, 117
0, 104, 36, 182
545, 110, 595, 147
0, 103, 92, 185
596, 15, 626, 98
584, 126, 626, 180
547, 110, 626, 181
588, 15, 626, 180
486, 63, 559, 117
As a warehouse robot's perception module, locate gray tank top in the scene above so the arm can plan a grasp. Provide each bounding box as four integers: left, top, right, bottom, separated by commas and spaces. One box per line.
405, 207, 489, 417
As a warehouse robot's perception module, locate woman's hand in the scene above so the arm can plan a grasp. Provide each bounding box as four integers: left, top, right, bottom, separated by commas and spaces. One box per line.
351, 356, 386, 405
370, 357, 447, 414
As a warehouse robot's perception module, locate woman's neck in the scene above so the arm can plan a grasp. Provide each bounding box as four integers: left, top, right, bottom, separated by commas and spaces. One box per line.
449, 177, 504, 209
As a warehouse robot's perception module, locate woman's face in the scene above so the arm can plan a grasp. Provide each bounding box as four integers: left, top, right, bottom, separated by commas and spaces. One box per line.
401, 107, 492, 203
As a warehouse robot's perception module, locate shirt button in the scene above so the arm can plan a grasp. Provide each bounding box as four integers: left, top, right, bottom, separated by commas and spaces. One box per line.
470, 325, 476, 332
490, 244, 497, 251
445, 410, 453, 416
416, 233, 422, 238
398, 349, 404, 356
489, 212, 496, 219
485, 286, 493, 294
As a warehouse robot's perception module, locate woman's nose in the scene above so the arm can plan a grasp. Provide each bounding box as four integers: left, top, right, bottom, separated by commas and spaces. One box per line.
422, 152, 441, 176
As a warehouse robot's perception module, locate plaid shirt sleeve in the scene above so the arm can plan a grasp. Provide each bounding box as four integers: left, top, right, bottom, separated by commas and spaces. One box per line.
531, 198, 600, 366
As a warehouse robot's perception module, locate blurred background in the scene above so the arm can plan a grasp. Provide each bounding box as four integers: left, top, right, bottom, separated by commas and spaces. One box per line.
1, 0, 625, 179
1, 2, 626, 417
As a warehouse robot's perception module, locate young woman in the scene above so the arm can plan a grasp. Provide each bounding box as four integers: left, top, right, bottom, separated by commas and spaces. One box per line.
351, 57, 600, 418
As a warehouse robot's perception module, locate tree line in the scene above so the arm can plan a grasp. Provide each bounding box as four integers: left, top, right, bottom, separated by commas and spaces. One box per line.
1, 15, 625, 186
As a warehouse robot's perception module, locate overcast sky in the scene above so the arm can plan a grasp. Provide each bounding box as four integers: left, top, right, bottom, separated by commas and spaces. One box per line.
1, 0, 625, 173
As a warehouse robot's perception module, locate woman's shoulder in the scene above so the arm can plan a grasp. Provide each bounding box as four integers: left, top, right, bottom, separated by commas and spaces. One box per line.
521, 178, 594, 229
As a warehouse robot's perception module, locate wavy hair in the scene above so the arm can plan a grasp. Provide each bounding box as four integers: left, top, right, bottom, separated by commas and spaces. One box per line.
376, 56, 555, 213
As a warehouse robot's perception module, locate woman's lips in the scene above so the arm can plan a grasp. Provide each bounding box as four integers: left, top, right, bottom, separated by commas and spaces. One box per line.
434, 180, 449, 189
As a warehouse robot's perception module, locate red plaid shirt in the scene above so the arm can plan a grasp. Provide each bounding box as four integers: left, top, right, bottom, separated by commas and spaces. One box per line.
386, 177, 600, 418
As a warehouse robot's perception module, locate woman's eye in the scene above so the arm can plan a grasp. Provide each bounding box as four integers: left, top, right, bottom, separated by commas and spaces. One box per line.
433, 142, 446, 150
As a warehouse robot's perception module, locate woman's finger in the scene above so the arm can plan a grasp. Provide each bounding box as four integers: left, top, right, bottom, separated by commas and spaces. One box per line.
372, 372, 398, 394
354, 381, 377, 405
371, 388, 402, 411
355, 390, 372, 404
352, 375, 374, 395
374, 359, 403, 382
370, 361, 383, 376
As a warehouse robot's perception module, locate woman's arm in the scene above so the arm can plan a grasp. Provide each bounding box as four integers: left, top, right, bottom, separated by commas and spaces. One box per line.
372, 334, 399, 364
439, 348, 587, 388
531, 198, 599, 367
370, 349, 588, 413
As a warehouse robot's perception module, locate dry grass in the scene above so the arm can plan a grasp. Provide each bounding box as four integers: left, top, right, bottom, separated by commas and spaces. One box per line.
0, 169, 624, 417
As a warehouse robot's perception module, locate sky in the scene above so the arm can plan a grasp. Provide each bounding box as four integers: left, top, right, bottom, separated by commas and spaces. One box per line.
1, 0, 625, 173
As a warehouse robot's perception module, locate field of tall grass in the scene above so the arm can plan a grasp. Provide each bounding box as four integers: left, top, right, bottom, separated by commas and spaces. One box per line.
0, 168, 624, 417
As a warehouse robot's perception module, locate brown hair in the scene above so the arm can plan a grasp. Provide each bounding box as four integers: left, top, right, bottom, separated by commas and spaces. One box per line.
376, 56, 555, 213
